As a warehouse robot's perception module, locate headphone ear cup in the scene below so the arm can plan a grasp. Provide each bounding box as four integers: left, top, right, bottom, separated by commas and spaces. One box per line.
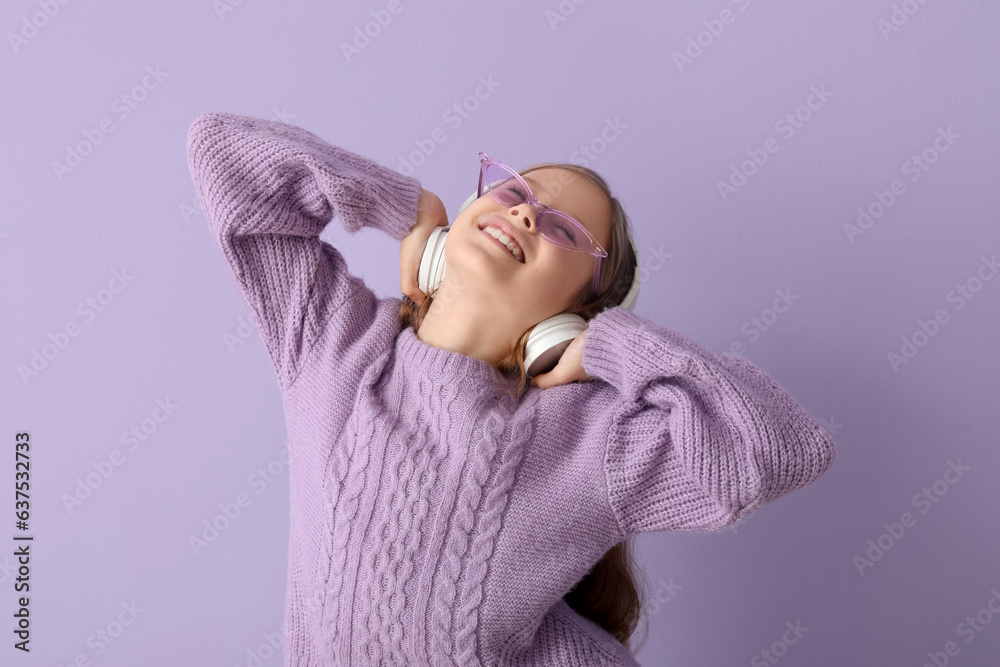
526, 241, 641, 379
524, 313, 588, 379
417, 191, 480, 296
417, 225, 449, 294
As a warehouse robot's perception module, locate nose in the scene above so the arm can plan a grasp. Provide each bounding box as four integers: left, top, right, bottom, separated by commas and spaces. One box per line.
506, 200, 538, 232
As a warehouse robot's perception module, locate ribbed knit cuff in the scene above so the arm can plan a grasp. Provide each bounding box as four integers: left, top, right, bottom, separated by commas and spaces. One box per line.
189, 111, 423, 244
364, 164, 423, 242
580, 306, 640, 387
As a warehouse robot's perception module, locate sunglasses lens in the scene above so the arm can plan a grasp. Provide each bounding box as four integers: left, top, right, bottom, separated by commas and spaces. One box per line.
539, 212, 584, 250
482, 162, 526, 207
481, 161, 593, 253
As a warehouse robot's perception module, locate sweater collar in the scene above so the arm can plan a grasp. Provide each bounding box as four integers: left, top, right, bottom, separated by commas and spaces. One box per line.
396, 325, 518, 392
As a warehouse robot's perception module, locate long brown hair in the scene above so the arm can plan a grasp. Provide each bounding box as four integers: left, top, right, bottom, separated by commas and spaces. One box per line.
396, 161, 649, 653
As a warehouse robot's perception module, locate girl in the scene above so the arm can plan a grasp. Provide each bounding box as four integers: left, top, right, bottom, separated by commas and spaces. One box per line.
187, 112, 836, 667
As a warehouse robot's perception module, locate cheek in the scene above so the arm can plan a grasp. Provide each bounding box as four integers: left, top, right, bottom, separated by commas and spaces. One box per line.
530, 247, 588, 286
469, 197, 499, 215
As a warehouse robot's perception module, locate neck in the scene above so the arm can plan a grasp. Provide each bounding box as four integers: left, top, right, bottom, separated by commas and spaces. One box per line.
415, 277, 525, 368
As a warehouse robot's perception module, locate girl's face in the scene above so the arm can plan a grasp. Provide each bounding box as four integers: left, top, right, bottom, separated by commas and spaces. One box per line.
446, 166, 612, 326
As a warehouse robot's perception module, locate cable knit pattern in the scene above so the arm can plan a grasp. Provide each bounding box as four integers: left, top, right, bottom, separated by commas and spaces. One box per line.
186, 112, 837, 667
453, 393, 540, 667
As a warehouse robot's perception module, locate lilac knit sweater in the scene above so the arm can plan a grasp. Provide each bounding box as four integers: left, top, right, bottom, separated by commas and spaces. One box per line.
186, 112, 836, 667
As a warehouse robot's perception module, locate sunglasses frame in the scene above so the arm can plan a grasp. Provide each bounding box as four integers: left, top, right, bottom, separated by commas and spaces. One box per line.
478, 152, 608, 297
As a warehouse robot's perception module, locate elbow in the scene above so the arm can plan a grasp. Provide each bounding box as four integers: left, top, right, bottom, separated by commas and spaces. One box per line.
186, 112, 240, 173
728, 421, 837, 519
807, 421, 837, 482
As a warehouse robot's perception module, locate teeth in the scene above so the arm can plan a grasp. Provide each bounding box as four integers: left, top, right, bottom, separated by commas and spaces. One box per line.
484, 226, 522, 259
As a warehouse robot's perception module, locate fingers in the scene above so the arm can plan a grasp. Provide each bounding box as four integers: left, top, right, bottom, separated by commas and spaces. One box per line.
400, 253, 418, 305
402, 277, 423, 306
400, 240, 426, 306
531, 371, 551, 389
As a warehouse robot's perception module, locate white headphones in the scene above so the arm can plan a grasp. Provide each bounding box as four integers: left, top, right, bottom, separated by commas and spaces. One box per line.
417, 192, 641, 379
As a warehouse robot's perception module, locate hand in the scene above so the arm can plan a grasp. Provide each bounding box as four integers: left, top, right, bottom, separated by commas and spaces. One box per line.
400, 188, 448, 306
530, 329, 593, 389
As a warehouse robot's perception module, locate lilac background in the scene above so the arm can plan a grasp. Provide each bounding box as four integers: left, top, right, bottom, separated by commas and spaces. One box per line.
3, 0, 999, 665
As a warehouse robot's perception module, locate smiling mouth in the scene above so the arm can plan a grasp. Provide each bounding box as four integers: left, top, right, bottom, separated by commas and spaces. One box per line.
480, 227, 525, 263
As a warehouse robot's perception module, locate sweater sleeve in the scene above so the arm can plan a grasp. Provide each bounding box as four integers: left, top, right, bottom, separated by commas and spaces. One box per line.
580, 305, 836, 534
186, 112, 422, 392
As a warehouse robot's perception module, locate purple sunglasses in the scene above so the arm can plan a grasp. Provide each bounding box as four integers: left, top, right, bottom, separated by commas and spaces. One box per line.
478, 152, 608, 297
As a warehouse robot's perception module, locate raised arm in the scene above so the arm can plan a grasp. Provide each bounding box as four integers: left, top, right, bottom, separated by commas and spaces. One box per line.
580, 306, 836, 534
186, 112, 422, 392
